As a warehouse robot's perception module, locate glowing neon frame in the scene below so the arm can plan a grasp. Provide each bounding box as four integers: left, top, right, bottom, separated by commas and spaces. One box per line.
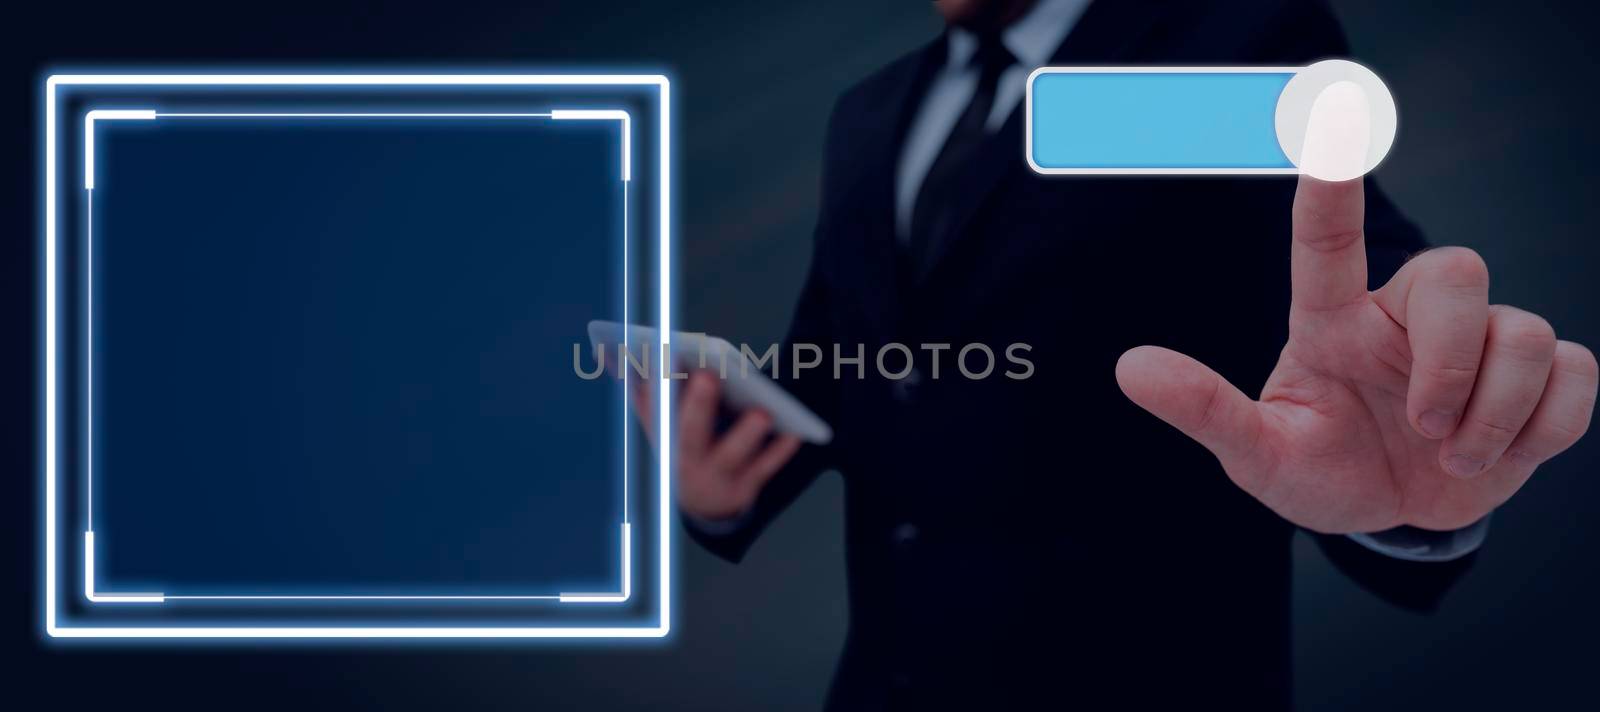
81, 109, 630, 604
44, 74, 673, 639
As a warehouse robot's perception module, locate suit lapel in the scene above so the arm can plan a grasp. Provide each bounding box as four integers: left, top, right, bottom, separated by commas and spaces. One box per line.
910, 0, 1171, 288
845, 38, 946, 331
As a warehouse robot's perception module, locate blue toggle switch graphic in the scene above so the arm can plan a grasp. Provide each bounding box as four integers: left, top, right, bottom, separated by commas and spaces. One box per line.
1026, 59, 1396, 180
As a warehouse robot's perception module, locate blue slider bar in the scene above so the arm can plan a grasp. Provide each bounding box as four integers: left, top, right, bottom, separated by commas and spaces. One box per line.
1024, 61, 1396, 178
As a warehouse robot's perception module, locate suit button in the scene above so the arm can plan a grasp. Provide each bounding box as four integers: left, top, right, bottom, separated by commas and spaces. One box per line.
891, 368, 923, 402
892, 522, 919, 547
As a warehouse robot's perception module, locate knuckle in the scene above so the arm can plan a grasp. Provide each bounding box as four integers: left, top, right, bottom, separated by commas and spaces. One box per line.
1418, 361, 1478, 391
1546, 417, 1590, 446
1193, 378, 1228, 435
1492, 307, 1557, 360
1421, 246, 1490, 290
1556, 341, 1600, 381
1298, 226, 1363, 253
1464, 413, 1523, 443
1291, 190, 1363, 249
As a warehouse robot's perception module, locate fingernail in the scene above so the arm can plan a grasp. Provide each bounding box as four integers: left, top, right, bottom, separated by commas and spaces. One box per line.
1445, 454, 1487, 478
1418, 410, 1456, 438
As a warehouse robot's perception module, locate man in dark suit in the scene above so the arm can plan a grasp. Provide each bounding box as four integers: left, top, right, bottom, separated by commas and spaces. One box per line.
632, 0, 1598, 708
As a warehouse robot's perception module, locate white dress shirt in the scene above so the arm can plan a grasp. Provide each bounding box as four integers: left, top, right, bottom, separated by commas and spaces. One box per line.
894, 0, 1092, 240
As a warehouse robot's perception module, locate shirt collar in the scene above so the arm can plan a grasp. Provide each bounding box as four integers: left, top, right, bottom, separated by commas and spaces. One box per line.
946, 0, 1092, 70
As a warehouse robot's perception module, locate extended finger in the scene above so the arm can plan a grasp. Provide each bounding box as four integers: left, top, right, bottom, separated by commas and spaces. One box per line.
1439, 306, 1556, 478
1501, 340, 1599, 470
1290, 175, 1368, 312
1115, 346, 1271, 491
1372, 247, 1492, 439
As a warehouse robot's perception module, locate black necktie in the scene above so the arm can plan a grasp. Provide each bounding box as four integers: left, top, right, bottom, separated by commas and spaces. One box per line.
907, 34, 1016, 281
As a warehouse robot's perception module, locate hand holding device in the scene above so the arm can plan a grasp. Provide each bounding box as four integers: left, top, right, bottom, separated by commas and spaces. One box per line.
588, 321, 820, 522
629, 372, 802, 522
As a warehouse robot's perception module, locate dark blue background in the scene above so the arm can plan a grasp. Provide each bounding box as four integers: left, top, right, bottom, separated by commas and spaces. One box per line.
7, 1, 1600, 711
94, 119, 623, 593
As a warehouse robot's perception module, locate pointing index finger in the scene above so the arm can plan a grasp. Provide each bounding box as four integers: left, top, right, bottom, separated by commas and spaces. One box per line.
1291, 174, 1368, 312
1290, 79, 1376, 313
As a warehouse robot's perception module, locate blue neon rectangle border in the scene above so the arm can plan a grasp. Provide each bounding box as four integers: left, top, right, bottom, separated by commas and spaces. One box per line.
42, 74, 674, 639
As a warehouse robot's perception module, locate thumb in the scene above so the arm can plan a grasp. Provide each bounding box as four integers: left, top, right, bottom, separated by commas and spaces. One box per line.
1115, 346, 1266, 473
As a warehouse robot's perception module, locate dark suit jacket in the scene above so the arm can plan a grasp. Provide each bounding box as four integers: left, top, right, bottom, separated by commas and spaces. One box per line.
689, 1, 1473, 709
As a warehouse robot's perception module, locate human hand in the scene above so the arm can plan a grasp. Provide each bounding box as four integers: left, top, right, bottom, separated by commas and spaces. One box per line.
631, 371, 802, 522
1116, 175, 1597, 533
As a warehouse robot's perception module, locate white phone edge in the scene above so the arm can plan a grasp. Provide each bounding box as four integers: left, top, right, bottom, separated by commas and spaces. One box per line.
586, 320, 834, 445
